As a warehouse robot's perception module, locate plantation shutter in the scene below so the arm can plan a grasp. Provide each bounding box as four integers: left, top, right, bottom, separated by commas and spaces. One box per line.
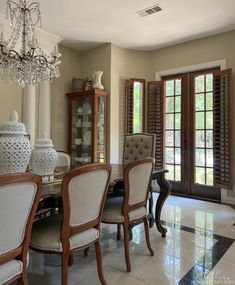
147, 81, 164, 169
213, 69, 233, 190
125, 79, 134, 133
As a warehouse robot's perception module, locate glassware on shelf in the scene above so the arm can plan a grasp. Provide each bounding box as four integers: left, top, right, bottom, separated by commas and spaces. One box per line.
67, 89, 107, 165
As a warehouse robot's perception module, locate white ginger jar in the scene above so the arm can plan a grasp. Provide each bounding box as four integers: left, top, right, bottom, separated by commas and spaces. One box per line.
0, 111, 31, 175
31, 133, 58, 176
93, 70, 104, 90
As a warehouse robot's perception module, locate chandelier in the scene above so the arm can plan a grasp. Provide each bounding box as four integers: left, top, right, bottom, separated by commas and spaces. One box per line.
0, 0, 61, 87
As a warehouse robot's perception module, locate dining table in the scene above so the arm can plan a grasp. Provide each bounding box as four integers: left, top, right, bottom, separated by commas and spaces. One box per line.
38, 164, 172, 238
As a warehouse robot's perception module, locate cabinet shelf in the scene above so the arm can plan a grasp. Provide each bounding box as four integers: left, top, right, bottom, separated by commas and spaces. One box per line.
67, 89, 107, 165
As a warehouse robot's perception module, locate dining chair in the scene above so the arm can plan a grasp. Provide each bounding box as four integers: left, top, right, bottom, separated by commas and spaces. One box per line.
102, 158, 154, 272
113, 133, 156, 239
56, 151, 71, 167
0, 173, 42, 285
123, 133, 156, 165
30, 163, 111, 285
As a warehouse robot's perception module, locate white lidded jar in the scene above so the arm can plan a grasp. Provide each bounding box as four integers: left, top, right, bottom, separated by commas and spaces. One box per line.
31, 132, 58, 176
0, 111, 31, 174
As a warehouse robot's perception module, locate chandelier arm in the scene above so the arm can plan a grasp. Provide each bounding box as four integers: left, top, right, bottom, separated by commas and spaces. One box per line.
34, 54, 56, 65
7, 0, 19, 8
28, 2, 40, 13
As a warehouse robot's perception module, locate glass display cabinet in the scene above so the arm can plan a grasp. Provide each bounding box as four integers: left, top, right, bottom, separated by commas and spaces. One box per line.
67, 89, 107, 165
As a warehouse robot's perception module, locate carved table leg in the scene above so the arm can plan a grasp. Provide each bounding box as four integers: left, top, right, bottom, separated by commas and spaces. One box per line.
155, 176, 171, 237
148, 187, 154, 228
69, 254, 74, 266
117, 224, 121, 240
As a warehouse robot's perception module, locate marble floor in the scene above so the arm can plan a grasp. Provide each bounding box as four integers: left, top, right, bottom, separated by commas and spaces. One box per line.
27, 194, 235, 285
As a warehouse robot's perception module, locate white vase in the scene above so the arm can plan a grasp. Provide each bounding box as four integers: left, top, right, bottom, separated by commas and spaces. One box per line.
31, 133, 58, 176
93, 70, 104, 90
0, 111, 31, 175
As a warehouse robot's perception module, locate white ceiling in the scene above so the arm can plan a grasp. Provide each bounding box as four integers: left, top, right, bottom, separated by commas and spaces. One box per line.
2, 0, 235, 51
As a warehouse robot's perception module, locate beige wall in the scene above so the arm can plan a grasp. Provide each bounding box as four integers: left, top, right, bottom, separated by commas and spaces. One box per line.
0, 44, 81, 152
0, 80, 22, 122
79, 44, 112, 160
110, 44, 151, 162
1, 29, 235, 202
79, 44, 111, 93
150, 30, 235, 199
50, 44, 81, 151
150, 30, 235, 74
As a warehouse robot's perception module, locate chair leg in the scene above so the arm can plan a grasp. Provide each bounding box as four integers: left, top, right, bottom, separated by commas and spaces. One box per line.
83, 247, 90, 257
123, 223, 131, 272
143, 217, 154, 256
17, 272, 28, 285
95, 241, 108, 285
117, 224, 121, 240
61, 253, 69, 285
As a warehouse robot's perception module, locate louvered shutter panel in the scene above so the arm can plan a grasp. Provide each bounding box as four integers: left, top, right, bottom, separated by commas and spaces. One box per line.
125, 79, 134, 133
147, 81, 164, 169
213, 69, 233, 189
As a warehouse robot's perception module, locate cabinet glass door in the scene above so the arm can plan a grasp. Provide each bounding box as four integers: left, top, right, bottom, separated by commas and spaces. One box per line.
96, 96, 105, 162
71, 97, 92, 164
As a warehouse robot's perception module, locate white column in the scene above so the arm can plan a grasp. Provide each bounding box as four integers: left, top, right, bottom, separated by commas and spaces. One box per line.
38, 80, 51, 138
23, 85, 36, 147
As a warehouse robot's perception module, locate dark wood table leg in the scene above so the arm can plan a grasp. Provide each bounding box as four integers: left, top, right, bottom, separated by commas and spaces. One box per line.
148, 187, 154, 228
155, 176, 171, 237
69, 254, 74, 266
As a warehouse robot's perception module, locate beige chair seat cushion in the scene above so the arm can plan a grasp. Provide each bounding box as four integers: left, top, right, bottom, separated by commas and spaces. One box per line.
102, 197, 147, 223
0, 259, 22, 284
30, 215, 99, 252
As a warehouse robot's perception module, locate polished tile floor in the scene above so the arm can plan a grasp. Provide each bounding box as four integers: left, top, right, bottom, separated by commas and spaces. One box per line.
27, 194, 235, 285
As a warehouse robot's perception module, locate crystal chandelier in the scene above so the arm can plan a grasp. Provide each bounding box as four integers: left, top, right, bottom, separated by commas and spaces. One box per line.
0, 0, 61, 87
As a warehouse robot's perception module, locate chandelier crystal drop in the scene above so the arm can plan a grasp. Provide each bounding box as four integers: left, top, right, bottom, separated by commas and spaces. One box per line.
0, 0, 61, 87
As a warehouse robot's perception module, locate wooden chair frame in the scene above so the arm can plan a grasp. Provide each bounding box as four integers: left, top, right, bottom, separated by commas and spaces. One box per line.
30, 163, 111, 285
0, 173, 42, 285
102, 158, 154, 272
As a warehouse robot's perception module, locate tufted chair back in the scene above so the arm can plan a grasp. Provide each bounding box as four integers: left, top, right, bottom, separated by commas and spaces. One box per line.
123, 133, 156, 166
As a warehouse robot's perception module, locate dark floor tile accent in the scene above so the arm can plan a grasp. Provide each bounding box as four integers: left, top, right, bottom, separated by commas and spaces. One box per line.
162, 220, 234, 285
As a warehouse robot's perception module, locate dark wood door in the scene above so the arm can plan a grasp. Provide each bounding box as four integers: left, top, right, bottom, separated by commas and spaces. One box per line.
163, 69, 221, 201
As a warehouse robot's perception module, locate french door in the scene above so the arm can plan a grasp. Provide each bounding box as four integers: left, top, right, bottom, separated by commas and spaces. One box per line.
163, 69, 221, 201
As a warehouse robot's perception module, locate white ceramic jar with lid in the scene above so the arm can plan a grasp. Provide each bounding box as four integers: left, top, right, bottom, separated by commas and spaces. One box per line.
31, 132, 58, 176
0, 110, 31, 174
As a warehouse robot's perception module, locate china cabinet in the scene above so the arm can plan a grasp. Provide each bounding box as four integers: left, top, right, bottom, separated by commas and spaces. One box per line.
67, 89, 107, 165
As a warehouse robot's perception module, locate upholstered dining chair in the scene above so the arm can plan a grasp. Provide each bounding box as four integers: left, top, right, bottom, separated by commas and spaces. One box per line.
56, 151, 71, 167
0, 173, 42, 285
113, 132, 156, 196
112, 133, 156, 239
30, 163, 111, 285
102, 158, 154, 272
122, 133, 156, 166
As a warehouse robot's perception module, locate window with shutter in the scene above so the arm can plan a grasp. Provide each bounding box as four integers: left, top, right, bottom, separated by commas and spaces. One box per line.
147, 81, 164, 169
125, 79, 145, 134
213, 69, 233, 190
147, 68, 232, 200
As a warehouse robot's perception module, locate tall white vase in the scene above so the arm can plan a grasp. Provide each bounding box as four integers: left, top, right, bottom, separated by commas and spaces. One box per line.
93, 71, 104, 90
0, 111, 31, 174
